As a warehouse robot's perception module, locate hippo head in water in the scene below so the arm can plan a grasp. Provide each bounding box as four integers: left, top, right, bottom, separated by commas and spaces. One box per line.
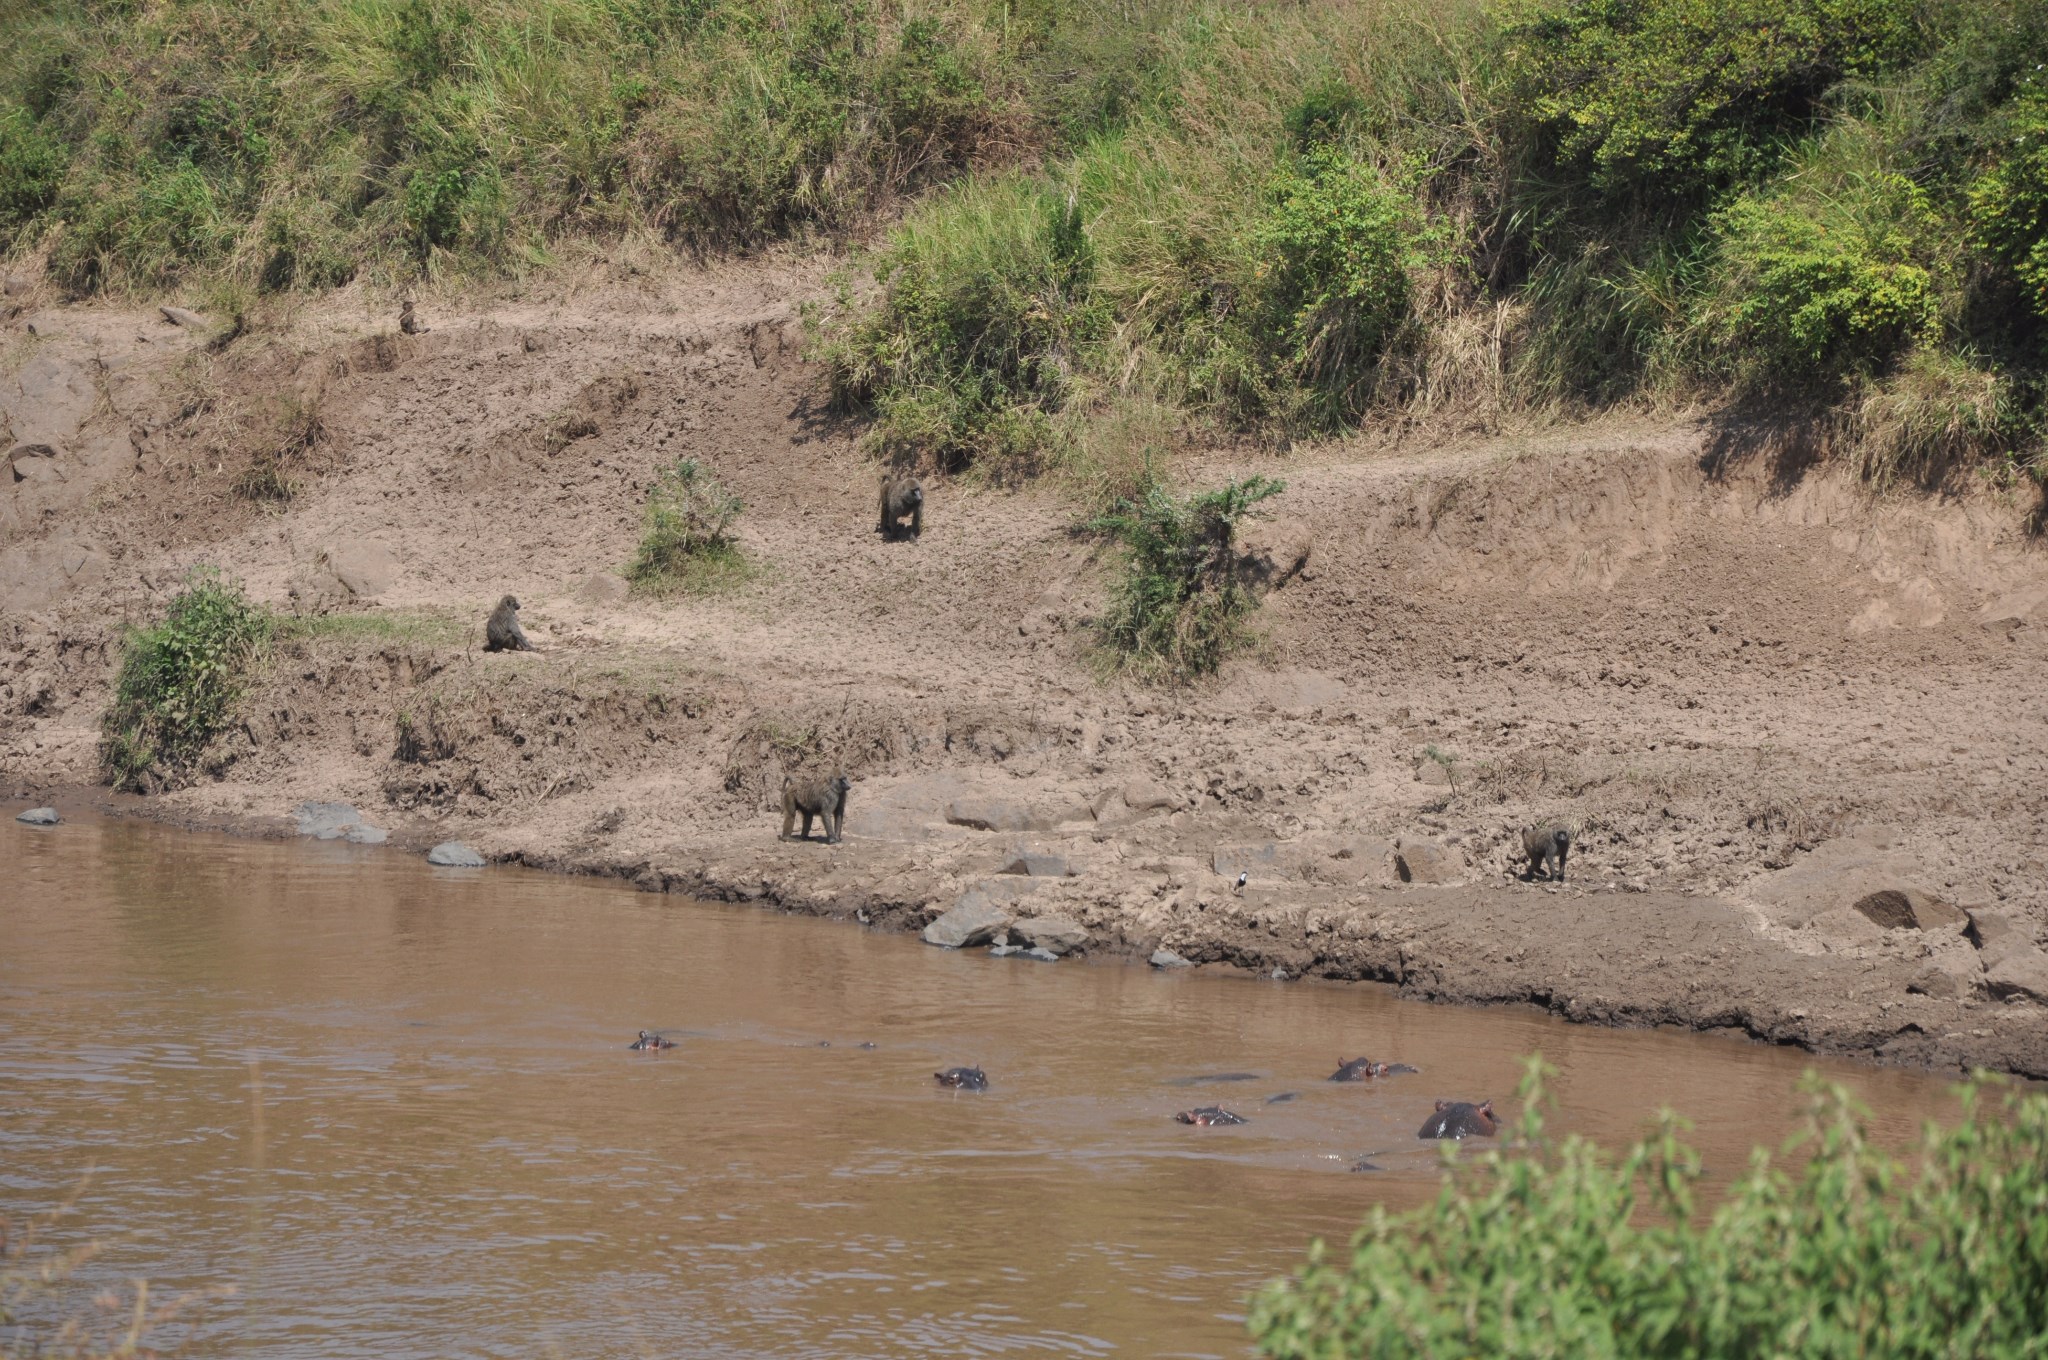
934, 1066, 989, 1091
629, 1030, 676, 1051
1174, 1106, 1248, 1126
1329, 1057, 1420, 1082
1418, 1099, 1499, 1140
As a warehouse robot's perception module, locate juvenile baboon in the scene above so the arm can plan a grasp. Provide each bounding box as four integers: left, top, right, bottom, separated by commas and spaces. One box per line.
878, 474, 924, 541
400, 299, 429, 335
484, 595, 536, 652
780, 771, 850, 844
1521, 824, 1571, 881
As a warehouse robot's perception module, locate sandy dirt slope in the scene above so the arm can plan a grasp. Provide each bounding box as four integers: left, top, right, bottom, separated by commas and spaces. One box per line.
5, 255, 2048, 1077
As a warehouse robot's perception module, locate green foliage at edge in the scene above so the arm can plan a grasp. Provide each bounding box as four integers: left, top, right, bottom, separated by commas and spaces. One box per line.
1250, 1057, 2048, 1359
100, 569, 274, 792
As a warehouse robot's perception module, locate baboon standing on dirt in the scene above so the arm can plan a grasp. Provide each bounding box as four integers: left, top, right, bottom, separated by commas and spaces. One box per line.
781, 772, 851, 844
484, 595, 536, 652
878, 474, 924, 541
1522, 825, 1570, 881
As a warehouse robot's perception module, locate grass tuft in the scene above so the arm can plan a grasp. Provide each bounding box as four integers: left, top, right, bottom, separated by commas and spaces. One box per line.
626, 456, 749, 597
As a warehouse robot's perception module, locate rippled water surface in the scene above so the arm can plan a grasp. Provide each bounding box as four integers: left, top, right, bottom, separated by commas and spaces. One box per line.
0, 816, 1964, 1357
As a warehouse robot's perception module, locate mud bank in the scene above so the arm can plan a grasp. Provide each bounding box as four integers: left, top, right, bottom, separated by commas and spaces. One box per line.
5, 259, 2048, 1077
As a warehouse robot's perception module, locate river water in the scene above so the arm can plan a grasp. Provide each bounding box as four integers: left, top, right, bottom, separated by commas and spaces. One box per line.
1, 815, 1965, 1358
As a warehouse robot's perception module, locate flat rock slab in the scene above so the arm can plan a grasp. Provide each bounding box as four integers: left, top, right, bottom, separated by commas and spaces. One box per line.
1011, 915, 1089, 956
427, 841, 486, 867
990, 944, 1061, 962
945, 798, 1036, 833
296, 801, 388, 845
1000, 852, 1072, 878
924, 880, 1040, 948
15, 806, 59, 825
1150, 948, 1194, 968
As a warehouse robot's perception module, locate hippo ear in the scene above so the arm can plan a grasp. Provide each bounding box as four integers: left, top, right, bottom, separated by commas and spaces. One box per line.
1435, 1099, 1450, 1111
1480, 1100, 1495, 1116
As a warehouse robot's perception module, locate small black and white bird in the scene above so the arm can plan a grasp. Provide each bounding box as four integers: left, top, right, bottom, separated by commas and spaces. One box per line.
1233, 871, 1248, 895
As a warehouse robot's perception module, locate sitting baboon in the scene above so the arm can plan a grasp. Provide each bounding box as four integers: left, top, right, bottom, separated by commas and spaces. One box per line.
1522, 824, 1571, 881
484, 595, 536, 652
400, 299, 428, 335
781, 771, 850, 844
878, 474, 924, 541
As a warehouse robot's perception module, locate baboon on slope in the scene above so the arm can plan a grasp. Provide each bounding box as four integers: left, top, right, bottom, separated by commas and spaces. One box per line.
1522, 824, 1570, 881
484, 595, 536, 652
878, 474, 924, 541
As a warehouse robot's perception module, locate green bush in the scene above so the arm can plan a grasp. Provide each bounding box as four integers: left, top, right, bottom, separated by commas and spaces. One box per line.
627, 457, 747, 595
0, 103, 66, 239
1255, 149, 1416, 424
1699, 174, 1943, 382
101, 570, 274, 792
1092, 474, 1284, 681
1501, 0, 1923, 201
1251, 1058, 2048, 1359
1969, 94, 2048, 324
824, 173, 1104, 475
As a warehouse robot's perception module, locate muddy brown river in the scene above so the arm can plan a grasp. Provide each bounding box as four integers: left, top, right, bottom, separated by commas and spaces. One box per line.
1, 816, 1966, 1357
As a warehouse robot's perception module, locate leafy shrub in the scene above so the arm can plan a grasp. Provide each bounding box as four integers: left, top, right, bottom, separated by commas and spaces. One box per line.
101, 570, 274, 792
0, 103, 66, 238
1699, 174, 1942, 382
627, 457, 746, 595
1251, 1058, 2048, 1359
1969, 94, 2048, 323
1255, 149, 1416, 424
1092, 474, 1284, 681
1502, 0, 1923, 201
825, 174, 1104, 474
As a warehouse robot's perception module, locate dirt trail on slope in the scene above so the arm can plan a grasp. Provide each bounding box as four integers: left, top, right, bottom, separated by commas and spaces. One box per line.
6, 255, 2048, 1077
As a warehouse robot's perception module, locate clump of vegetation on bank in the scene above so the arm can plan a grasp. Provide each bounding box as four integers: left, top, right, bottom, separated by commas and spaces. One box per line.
1092, 474, 1284, 681
101, 569, 274, 791
0, 0, 1044, 290
6, 0, 2045, 483
821, 0, 2048, 486
1251, 1059, 2048, 1358
627, 457, 748, 596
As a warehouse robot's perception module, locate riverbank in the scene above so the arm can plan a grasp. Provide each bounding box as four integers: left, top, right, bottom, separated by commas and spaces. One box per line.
6, 256, 2048, 1077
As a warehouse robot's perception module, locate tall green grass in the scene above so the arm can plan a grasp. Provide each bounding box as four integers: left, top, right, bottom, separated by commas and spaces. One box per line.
819, 0, 2048, 484
1251, 1059, 2048, 1358
0, 0, 1049, 291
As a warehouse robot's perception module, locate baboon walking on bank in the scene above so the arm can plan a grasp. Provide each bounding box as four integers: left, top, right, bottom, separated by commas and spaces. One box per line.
781, 772, 850, 844
484, 595, 536, 652
1522, 824, 1570, 882
878, 474, 924, 541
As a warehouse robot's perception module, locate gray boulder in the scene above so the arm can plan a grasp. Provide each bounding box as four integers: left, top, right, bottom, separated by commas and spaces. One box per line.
15, 806, 59, 825
427, 841, 486, 868
945, 798, 1036, 833
296, 801, 388, 844
1011, 915, 1089, 956
1150, 948, 1194, 969
924, 880, 1039, 948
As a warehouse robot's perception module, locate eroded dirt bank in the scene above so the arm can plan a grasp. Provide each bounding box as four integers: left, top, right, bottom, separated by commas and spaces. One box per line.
6, 258, 2048, 1077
